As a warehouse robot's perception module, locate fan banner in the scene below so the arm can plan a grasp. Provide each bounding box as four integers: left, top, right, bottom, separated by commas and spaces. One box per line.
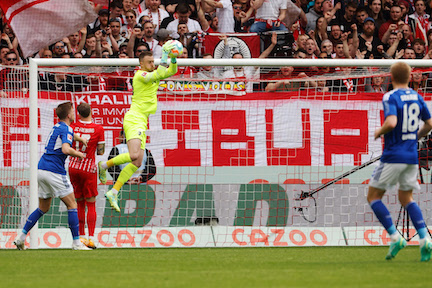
204, 33, 261, 58
0, 0, 97, 58
0, 91, 392, 168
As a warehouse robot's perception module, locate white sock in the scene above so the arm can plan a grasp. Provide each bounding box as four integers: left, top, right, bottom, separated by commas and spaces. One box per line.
111, 188, 119, 196
88, 236, 94, 241
390, 232, 400, 242
101, 162, 108, 169
19, 233, 27, 242
419, 238, 429, 246
73, 239, 81, 246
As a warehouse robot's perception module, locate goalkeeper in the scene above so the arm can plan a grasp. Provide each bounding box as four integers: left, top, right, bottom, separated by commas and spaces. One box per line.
98, 41, 178, 212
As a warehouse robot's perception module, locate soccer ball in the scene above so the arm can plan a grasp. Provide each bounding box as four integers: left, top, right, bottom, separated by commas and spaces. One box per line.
167, 40, 184, 58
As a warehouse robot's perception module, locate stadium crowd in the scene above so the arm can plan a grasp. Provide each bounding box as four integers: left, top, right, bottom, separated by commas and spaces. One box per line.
1, 0, 432, 93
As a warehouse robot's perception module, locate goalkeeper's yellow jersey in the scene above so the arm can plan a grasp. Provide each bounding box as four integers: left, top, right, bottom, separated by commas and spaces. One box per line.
130, 63, 177, 116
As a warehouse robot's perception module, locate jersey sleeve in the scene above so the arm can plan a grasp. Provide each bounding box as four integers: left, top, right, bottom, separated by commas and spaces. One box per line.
97, 125, 105, 144
62, 125, 74, 146
138, 63, 178, 84
383, 93, 397, 118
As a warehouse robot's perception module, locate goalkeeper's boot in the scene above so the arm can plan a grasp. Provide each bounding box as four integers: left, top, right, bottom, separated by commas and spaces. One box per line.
105, 189, 120, 212
14, 239, 26, 250
98, 161, 107, 184
86, 238, 97, 249
420, 238, 432, 262
385, 236, 407, 260
72, 243, 92, 250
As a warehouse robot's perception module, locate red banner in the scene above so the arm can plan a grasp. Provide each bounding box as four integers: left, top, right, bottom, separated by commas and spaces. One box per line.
204, 33, 261, 58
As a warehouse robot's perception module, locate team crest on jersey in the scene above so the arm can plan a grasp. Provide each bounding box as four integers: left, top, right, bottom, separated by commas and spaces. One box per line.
141, 71, 148, 77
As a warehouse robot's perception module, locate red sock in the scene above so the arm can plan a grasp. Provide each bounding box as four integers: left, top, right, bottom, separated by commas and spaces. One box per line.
77, 200, 86, 236
86, 201, 96, 237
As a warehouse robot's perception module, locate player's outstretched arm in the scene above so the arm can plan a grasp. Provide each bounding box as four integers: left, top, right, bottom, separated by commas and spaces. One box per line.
62, 143, 84, 159
74, 134, 88, 147
418, 118, 432, 139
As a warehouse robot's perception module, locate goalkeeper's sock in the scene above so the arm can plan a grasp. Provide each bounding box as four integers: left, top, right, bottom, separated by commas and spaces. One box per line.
68, 208, 80, 242
370, 200, 396, 235
77, 200, 86, 236
113, 163, 139, 192
22, 208, 45, 238
86, 201, 96, 238
405, 201, 428, 239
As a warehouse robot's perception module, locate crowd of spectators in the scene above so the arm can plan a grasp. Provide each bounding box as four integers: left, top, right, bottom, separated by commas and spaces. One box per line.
1, 0, 432, 93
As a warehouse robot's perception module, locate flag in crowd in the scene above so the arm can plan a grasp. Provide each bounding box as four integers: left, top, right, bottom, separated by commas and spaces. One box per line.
0, 0, 98, 58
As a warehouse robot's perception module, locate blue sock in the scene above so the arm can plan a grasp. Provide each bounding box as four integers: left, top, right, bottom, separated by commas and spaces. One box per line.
370, 200, 396, 235
68, 208, 80, 240
405, 201, 428, 239
22, 208, 45, 234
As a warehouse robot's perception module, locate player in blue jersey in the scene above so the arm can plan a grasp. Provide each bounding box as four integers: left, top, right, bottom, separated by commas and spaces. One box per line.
368, 62, 432, 261
14, 102, 91, 250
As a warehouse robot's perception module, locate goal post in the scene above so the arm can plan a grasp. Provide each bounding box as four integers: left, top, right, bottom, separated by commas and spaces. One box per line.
4, 58, 432, 249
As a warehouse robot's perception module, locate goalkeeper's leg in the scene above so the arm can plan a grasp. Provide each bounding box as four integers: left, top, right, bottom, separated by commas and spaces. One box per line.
105, 139, 143, 212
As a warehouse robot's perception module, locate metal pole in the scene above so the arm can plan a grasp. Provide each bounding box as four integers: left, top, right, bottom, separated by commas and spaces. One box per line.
28, 58, 39, 249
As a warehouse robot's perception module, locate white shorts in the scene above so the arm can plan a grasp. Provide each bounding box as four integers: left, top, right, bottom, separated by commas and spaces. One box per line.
38, 170, 74, 199
369, 161, 420, 191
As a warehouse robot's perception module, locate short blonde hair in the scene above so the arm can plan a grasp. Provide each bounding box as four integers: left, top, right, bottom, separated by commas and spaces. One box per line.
390, 62, 411, 85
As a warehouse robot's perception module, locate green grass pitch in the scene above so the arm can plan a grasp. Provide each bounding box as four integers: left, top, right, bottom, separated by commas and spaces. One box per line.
1, 246, 431, 288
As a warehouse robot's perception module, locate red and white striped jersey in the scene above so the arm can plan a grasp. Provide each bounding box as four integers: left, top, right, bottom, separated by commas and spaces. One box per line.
69, 120, 105, 173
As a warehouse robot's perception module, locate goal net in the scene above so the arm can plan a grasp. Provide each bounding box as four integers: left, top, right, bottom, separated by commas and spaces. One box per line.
1, 58, 432, 248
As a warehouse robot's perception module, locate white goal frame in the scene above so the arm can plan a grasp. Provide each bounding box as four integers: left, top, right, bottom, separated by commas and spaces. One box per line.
27, 58, 431, 249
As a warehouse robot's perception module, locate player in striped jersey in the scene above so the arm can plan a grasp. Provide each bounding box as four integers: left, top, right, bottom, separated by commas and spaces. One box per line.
69, 103, 105, 249
98, 41, 178, 212
368, 62, 432, 261
14, 102, 91, 250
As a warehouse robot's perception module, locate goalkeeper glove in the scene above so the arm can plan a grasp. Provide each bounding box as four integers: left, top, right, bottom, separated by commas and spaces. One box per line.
161, 41, 175, 65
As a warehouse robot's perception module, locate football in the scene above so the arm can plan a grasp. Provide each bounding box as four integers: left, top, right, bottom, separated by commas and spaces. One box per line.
167, 40, 184, 58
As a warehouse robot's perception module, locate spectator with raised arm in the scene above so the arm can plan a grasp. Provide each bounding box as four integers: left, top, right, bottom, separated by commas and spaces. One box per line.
201, 0, 234, 33
250, 0, 288, 33
233, 0, 254, 33
162, 0, 197, 15
165, 3, 202, 38
379, 5, 404, 43
335, 1, 357, 33
84, 31, 102, 58
142, 20, 160, 55
107, 18, 126, 51
385, 32, 404, 58
358, 18, 383, 59
126, 24, 147, 58
67, 28, 87, 55
138, 0, 170, 33
88, 9, 110, 35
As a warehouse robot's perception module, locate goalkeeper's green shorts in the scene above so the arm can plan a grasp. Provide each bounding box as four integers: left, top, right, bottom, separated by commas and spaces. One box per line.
123, 110, 148, 150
